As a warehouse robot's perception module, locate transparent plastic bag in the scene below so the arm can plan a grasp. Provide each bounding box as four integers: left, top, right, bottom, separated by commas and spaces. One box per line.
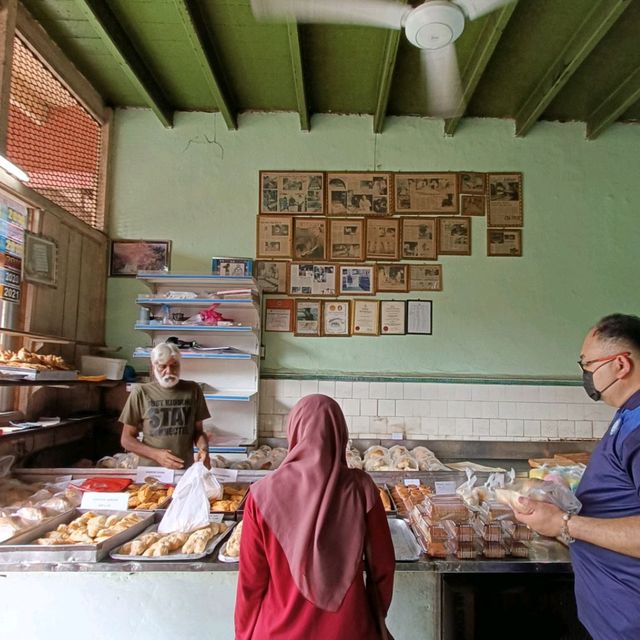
0, 455, 16, 478
495, 478, 582, 514
158, 461, 222, 534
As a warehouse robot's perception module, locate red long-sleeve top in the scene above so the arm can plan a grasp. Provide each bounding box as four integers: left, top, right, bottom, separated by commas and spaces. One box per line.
235, 494, 396, 640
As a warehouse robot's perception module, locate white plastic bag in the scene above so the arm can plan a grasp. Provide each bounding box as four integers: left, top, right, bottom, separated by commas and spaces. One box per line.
158, 462, 222, 534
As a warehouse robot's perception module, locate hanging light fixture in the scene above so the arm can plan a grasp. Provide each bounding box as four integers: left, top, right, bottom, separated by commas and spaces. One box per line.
0, 154, 29, 182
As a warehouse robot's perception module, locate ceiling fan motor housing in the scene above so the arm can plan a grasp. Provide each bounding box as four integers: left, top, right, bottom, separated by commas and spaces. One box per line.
405, 1, 465, 50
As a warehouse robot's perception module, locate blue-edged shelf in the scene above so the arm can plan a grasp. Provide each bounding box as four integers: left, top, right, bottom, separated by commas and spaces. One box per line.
134, 323, 255, 333
133, 348, 255, 361
137, 273, 257, 286
195, 445, 253, 454
136, 297, 257, 307
203, 391, 257, 402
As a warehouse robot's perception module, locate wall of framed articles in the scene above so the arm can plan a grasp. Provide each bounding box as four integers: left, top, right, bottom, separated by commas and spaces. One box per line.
256, 170, 523, 337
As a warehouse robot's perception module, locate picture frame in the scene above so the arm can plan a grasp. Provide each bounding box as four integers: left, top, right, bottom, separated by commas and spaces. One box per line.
487, 229, 523, 257
328, 219, 365, 261
400, 217, 437, 260
394, 172, 458, 214
109, 239, 171, 277
326, 172, 392, 216
380, 300, 406, 335
487, 173, 523, 227
293, 218, 326, 260
256, 215, 293, 259
265, 298, 294, 332
460, 194, 486, 217
211, 256, 253, 277
259, 171, 324, 215
294, 299, 322, 336
255, 260, 289, 293
409, 264, 443, 292
406, 299, 433, 335
289, 263, 337, 296
377, 264, 408, 292
458, 172, 486, 195
366, 218, 400, 260
438, 217, 471, 256
23, 231, 57, 287
339, 264, 376, 296
321, 300, 351, 336
351, 299, 380, 336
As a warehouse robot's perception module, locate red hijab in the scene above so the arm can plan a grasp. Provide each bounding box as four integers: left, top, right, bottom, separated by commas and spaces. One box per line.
250, 394, 379, 611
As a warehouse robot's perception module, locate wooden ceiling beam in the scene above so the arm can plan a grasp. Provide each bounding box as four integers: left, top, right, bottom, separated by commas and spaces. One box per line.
444, 2, 516, 136
373, 27, 403, 134
515, 0, 631, 137
173, 0, 237, 130
286, 23, 309, 131
587, 66, 640, 139
0, 0, 18, 154
75, 0, 173, 128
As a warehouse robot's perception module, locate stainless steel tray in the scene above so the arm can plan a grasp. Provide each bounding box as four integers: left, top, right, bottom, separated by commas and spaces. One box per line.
388, 517, 421, 562
217, 524, 241, 563
110, 520, 237, 562
378, 483, 397, 517
1, 510, 75, 546
0, 509, 153, 563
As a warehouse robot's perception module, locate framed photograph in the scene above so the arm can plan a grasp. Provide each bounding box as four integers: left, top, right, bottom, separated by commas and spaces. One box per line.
487, 173, 523, 227
322, 300, 351, 336
458, 172, 486, 194
328, 219, 365, 261
289, 263, 337, 296
259, 171, 324, 214
352, 299, 380, 336
109, 239, 171, 277
211, 256, 253, 277
407, 300, 433, 335
438, 217, 471, 256
294, 299, 322, 336
377, 264, 408, 292
265, 298, 294, 332
293, 218, 326, 260
460, 194, 486, 217
256, 216, 293, 259
326, 172, 392, 216
339, 265, 375, 296
401, 218, 437, 260
366, 218, 400, 260
23, 232, 57, 287
255, 260, 289, 293
394, 173, 458, 214
380, 300, 406, 335
409, 264, 443, 291
487, 229, 523, 257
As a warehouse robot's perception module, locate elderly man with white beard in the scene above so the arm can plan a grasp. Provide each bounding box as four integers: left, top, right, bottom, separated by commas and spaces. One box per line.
120, 342, 211, 470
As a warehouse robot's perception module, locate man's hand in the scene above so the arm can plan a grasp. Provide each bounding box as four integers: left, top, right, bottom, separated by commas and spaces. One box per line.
154, 449, 185, 470
514, 497, 565, 537
195, 448, 211, 469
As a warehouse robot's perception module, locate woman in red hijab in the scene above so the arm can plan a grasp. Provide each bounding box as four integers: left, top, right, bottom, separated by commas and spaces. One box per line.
235, 394, 395, 639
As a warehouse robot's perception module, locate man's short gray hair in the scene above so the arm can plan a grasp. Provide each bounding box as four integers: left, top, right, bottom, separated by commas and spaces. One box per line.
150, 342, 181, 365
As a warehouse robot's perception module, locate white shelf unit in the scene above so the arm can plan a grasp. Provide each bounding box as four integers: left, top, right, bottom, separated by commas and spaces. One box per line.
134, 273, 261, 452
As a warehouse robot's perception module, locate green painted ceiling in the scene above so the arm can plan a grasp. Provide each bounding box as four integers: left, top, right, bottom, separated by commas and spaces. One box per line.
18, 0, 640, 135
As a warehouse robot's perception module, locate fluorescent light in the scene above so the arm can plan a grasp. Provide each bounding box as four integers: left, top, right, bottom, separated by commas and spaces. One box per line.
0, 155, 29, 182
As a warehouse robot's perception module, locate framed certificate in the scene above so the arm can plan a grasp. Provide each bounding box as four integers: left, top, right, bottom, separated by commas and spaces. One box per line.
380, 300, 406, 335
265, 298, 294, 332
321, 300, 351, 336
352, 299, 380, 336
406, 299, 433, 335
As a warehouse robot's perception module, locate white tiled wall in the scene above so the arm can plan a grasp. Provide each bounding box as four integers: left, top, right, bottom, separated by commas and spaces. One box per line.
258, 379, 613, 441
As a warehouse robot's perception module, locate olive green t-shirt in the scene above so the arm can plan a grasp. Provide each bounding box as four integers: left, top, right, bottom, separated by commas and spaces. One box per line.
119, 380, 210, 468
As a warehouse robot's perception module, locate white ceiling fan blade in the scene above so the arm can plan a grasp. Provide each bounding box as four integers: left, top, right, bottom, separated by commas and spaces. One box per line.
250, 0, 409, 29
453, 0, 516, 21
421, 45, 464, 118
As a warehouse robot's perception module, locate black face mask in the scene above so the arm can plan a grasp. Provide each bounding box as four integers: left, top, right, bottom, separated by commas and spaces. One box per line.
582, 369, 618, 402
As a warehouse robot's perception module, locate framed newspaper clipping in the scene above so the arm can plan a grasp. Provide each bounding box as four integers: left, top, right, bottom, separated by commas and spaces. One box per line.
328, 219, 365, 261
409, 264, 443, 291
293, 218, 326, 260
458, 172, 486, 195
438, 217, 471, 256
339, 265, 375, 296
366, 218, 400, 260
487, 173, 523, 227
326, 172, 392, 216
377, 264, 408, 292
260, 171, 324, 215
289, 263, 338, 296
394, 172, 458, 214
256, 260, 289, 294
487, 229, 522, 257
401, 218, 437, 260
294, 299, 322, 336
256, 216, 293, 258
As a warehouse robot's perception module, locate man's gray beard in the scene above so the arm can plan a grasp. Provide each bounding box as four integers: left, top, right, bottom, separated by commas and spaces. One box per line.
157, 375, 179, 389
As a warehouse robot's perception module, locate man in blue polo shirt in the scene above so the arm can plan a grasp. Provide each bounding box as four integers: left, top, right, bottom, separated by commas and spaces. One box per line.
516, 313, 640, 640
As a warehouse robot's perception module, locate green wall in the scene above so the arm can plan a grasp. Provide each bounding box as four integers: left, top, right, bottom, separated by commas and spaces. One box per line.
107, 110, 640, 378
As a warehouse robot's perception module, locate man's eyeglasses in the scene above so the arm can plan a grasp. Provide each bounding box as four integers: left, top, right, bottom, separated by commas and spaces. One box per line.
577, 351, 630, 372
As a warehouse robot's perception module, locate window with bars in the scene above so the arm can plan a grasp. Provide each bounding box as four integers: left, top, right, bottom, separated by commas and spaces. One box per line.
6, 36, 104, 230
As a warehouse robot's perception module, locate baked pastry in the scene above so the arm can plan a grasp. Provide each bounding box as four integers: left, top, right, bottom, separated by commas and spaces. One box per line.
225, 521, 243, 558
378, 488, 392, 512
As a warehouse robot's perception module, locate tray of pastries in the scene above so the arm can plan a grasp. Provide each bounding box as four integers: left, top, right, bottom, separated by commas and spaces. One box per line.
0, 509, 152, 563
111, 519, 235, 561
218, 520, 243, 563
377, 484, 397, 516
209, 484, 249, 518
0, 348, 77, 380
127, 480, 174, 510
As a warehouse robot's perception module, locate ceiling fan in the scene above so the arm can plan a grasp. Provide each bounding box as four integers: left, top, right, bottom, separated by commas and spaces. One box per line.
251, 0, 516, 118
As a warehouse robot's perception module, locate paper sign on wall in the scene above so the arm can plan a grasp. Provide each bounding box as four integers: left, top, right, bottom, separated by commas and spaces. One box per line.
80, 491, 130, 511
212, 468, 238, 483
434, 481, 457, 495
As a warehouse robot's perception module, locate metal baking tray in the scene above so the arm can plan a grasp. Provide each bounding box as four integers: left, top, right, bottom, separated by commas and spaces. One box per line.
388, 518, 421, 562
210, 483, 249, 520
0, 509, 74, 545
0, 509, 153, 563
110, 520, 237, 562
377, 483, 397, 517
217, 523, 241, 563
